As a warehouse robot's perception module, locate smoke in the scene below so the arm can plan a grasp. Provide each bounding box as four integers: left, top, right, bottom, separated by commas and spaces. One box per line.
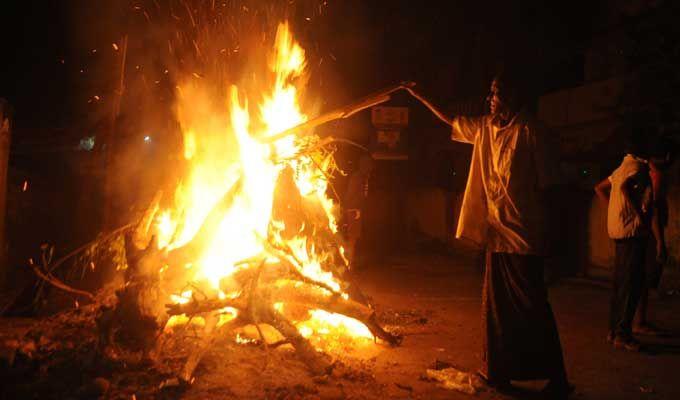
65, 0, 333, 226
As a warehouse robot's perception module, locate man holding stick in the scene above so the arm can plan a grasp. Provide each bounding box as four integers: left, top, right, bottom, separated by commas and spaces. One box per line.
404, 70, 572, 397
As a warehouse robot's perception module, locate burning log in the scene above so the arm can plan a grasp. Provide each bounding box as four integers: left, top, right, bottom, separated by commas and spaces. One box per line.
266, 281, 401, 346
262, 240, 343, 297
262, 306, 333, 375
163, 262, 401, 379
166, 294, 334, 377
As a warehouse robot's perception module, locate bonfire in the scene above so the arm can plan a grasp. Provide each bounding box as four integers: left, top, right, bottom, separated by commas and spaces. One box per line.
24, 21, 407, 386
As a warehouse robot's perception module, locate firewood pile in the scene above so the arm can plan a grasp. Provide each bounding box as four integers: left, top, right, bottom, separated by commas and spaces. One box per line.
1, 154, 401, 399
1, 229, 401, 398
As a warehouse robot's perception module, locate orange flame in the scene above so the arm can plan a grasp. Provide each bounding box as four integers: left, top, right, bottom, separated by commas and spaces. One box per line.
154, 22, 371, 346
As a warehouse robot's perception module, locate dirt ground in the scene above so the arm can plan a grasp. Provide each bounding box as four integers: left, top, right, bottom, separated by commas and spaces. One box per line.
358, 249, 680, 400
3, 247, 680, 399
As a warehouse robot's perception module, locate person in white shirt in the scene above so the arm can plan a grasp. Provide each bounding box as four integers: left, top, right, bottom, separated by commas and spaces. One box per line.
595, 137, 663, 352
405, 68, 571, 398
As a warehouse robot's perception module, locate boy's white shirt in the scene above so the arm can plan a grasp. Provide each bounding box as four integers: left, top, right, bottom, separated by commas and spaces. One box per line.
607, 154, 652, 239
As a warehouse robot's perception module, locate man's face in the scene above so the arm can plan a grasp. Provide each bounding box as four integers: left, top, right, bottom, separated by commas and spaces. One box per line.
487, 79, 505, 116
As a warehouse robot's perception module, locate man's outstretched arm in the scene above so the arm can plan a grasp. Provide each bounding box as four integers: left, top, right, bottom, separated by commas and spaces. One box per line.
404, 85, 481, 144
404, 86, 453, 126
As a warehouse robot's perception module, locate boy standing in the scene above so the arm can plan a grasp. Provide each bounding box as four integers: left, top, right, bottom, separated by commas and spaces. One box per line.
595, 143, 658, 351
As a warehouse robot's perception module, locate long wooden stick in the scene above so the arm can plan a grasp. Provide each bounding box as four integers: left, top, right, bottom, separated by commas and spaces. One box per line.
260, 82, 414, 144
27, 261, 95, 300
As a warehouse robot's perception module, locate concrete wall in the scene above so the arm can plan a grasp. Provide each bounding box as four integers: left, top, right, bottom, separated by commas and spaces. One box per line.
588, 195, 616, 269
405, 188, 457, 245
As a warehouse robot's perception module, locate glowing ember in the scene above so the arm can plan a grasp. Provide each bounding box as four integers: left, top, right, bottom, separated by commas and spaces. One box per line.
298, 310, 374, 339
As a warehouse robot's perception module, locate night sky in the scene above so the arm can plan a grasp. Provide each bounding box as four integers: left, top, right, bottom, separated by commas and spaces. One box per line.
1, 1, 597, 130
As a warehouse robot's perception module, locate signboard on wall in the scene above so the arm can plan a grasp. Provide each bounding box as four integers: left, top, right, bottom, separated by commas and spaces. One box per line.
371, 106, 409, 127
371, 106, 408, 160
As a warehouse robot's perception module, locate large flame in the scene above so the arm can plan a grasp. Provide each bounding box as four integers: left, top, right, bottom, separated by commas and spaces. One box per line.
156, 22, 371, 343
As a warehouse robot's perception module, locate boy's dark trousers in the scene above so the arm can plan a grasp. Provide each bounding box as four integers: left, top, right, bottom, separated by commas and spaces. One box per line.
610, 236, 647, 337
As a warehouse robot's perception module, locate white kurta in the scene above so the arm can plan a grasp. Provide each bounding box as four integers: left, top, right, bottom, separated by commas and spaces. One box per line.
451, 112, 558, 255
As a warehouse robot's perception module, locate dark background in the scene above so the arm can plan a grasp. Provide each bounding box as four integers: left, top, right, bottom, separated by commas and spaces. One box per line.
1, 0, 676, 278
1, 0, 596, 124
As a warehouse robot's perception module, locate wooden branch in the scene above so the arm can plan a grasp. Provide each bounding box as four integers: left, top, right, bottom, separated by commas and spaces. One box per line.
27, 261, 95, 300
261, 240, 341, 296
179, 313, 219, 383
260, 82, 414, 144
303, 136, 369, 154
276, 137, 368, 164
47, 223, 136, 274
